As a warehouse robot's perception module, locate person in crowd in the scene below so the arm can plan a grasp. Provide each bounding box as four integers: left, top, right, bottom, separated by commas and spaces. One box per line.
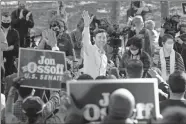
11, 0, 34, 48
101, 88, 136, 124
158, 34, 185, 81
82, 10, 108, 79
128, 15, 153, 57
145, 20, 160, 54
77, 74, 94, 80
127, 1, 151, 22
119, 36, 151, 77
70, 18, 84, 59
0, 28, 8, 94
158, 106, 186, 124
5, 77, 61, 124
160, 71, 186, 113
2, 86, 35, 122
38, 16, 75, 61
173, 33, 186, 70
1, 12, 19, 76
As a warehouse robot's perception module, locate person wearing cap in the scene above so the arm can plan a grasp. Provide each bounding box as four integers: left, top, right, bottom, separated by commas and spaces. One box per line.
100, 88, 136, 124
5, 77, 62, 124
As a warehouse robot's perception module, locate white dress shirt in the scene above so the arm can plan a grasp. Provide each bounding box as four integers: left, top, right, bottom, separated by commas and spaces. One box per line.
82, 27, 107, 79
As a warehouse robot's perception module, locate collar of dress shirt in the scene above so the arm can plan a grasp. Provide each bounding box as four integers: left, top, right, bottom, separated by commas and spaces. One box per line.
95, 44, 105, 55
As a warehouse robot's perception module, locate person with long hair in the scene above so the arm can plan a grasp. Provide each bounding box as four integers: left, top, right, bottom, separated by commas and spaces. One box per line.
158, 34, 185, 81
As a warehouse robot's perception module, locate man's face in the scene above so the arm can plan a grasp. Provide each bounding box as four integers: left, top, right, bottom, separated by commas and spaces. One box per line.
1, 16, 11, 28
18, 1, 26, 9
94, 32, 107, 48
133, 18, 144, 28
2, 16, 11, 23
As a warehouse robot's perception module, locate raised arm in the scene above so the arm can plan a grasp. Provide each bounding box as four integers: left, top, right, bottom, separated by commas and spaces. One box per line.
82, 11, 94, 56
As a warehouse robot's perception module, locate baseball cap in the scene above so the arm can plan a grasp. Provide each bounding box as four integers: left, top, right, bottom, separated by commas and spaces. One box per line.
22, 96, 45, 117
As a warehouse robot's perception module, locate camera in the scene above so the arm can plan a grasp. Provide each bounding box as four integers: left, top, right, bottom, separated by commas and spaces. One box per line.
162, 14, 181, 37
108, 24, 131, 48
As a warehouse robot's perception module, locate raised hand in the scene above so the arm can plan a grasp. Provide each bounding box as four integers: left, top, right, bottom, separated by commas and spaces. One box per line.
82, 10, 94, 27
26, 11, 32, 21
19, 10, 24, 19
43, 29, 58, 48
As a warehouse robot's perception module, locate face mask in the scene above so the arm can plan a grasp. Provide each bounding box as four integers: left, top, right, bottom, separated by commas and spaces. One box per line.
2, 22, 10, 28
130, 49, 139, 55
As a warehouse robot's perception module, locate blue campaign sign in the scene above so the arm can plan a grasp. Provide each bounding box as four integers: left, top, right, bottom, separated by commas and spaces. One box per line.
18, 48, 67, 90
182, 3, 186, 14
67, 79, 160, 123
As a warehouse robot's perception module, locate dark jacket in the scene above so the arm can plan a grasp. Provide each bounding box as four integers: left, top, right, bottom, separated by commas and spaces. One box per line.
11, 8, 34, 47
3, 27, 19, 58
44, 32, 74, 56
120, 50, 151, 77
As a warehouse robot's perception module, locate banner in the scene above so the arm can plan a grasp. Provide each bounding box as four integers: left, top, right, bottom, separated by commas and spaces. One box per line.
182, 2, 186, 14
67, 79, 160, 123
18, 48, 67, 90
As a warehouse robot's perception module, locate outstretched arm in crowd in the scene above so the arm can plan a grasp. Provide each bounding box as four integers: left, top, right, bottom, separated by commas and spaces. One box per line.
5, 77, 23, 124
26, 11, 34, 28
82, 11, 94, 56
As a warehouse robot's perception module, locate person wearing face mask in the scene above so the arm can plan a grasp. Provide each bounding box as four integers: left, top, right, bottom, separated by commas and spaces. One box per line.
128, 15, 153, 57
11, 0, 34, 48
1, 12, 19, 77
119, 36, 151, 78
158, 34, 185, 81
38, 16, 74, 61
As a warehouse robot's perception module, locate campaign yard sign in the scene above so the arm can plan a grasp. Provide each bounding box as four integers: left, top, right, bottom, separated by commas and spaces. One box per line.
18, 48, 67, 90
182, 3, 186, 14
67, 79, 160, 123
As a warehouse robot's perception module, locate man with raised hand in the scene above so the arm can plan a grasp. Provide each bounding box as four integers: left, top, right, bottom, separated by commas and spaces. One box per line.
82, 11, 107, 79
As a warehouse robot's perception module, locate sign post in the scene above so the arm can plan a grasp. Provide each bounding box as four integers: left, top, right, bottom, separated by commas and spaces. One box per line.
18, 48, 67, 90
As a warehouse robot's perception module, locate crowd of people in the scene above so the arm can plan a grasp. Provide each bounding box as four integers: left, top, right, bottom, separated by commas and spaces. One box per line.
1, 0, 186, 124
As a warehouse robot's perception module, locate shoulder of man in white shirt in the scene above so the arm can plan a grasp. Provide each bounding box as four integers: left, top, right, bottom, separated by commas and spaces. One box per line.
1, 93, 6, 111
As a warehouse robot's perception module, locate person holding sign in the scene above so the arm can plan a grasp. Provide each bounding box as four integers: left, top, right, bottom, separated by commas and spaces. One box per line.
82, 11, 108, 79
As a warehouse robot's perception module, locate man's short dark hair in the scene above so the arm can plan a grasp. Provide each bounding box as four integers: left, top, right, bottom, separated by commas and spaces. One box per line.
1, 12, 10, 17
168, 71, 186, 93
126, 59, 143, 78
126, 36, 143, 49
93, 29, 107, 37
160, 107, 186, 124
18, 87, 33, 99
77, 74, 93, 80
96, 75, 108, 80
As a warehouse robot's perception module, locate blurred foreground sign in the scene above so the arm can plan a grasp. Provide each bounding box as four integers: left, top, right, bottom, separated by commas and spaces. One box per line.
18, 48, 67, 90
182, 3, 186, 14
67, 79, 160, 123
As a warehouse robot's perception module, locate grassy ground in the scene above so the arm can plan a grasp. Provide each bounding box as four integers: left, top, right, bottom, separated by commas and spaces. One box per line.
2, 1, 186, 33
